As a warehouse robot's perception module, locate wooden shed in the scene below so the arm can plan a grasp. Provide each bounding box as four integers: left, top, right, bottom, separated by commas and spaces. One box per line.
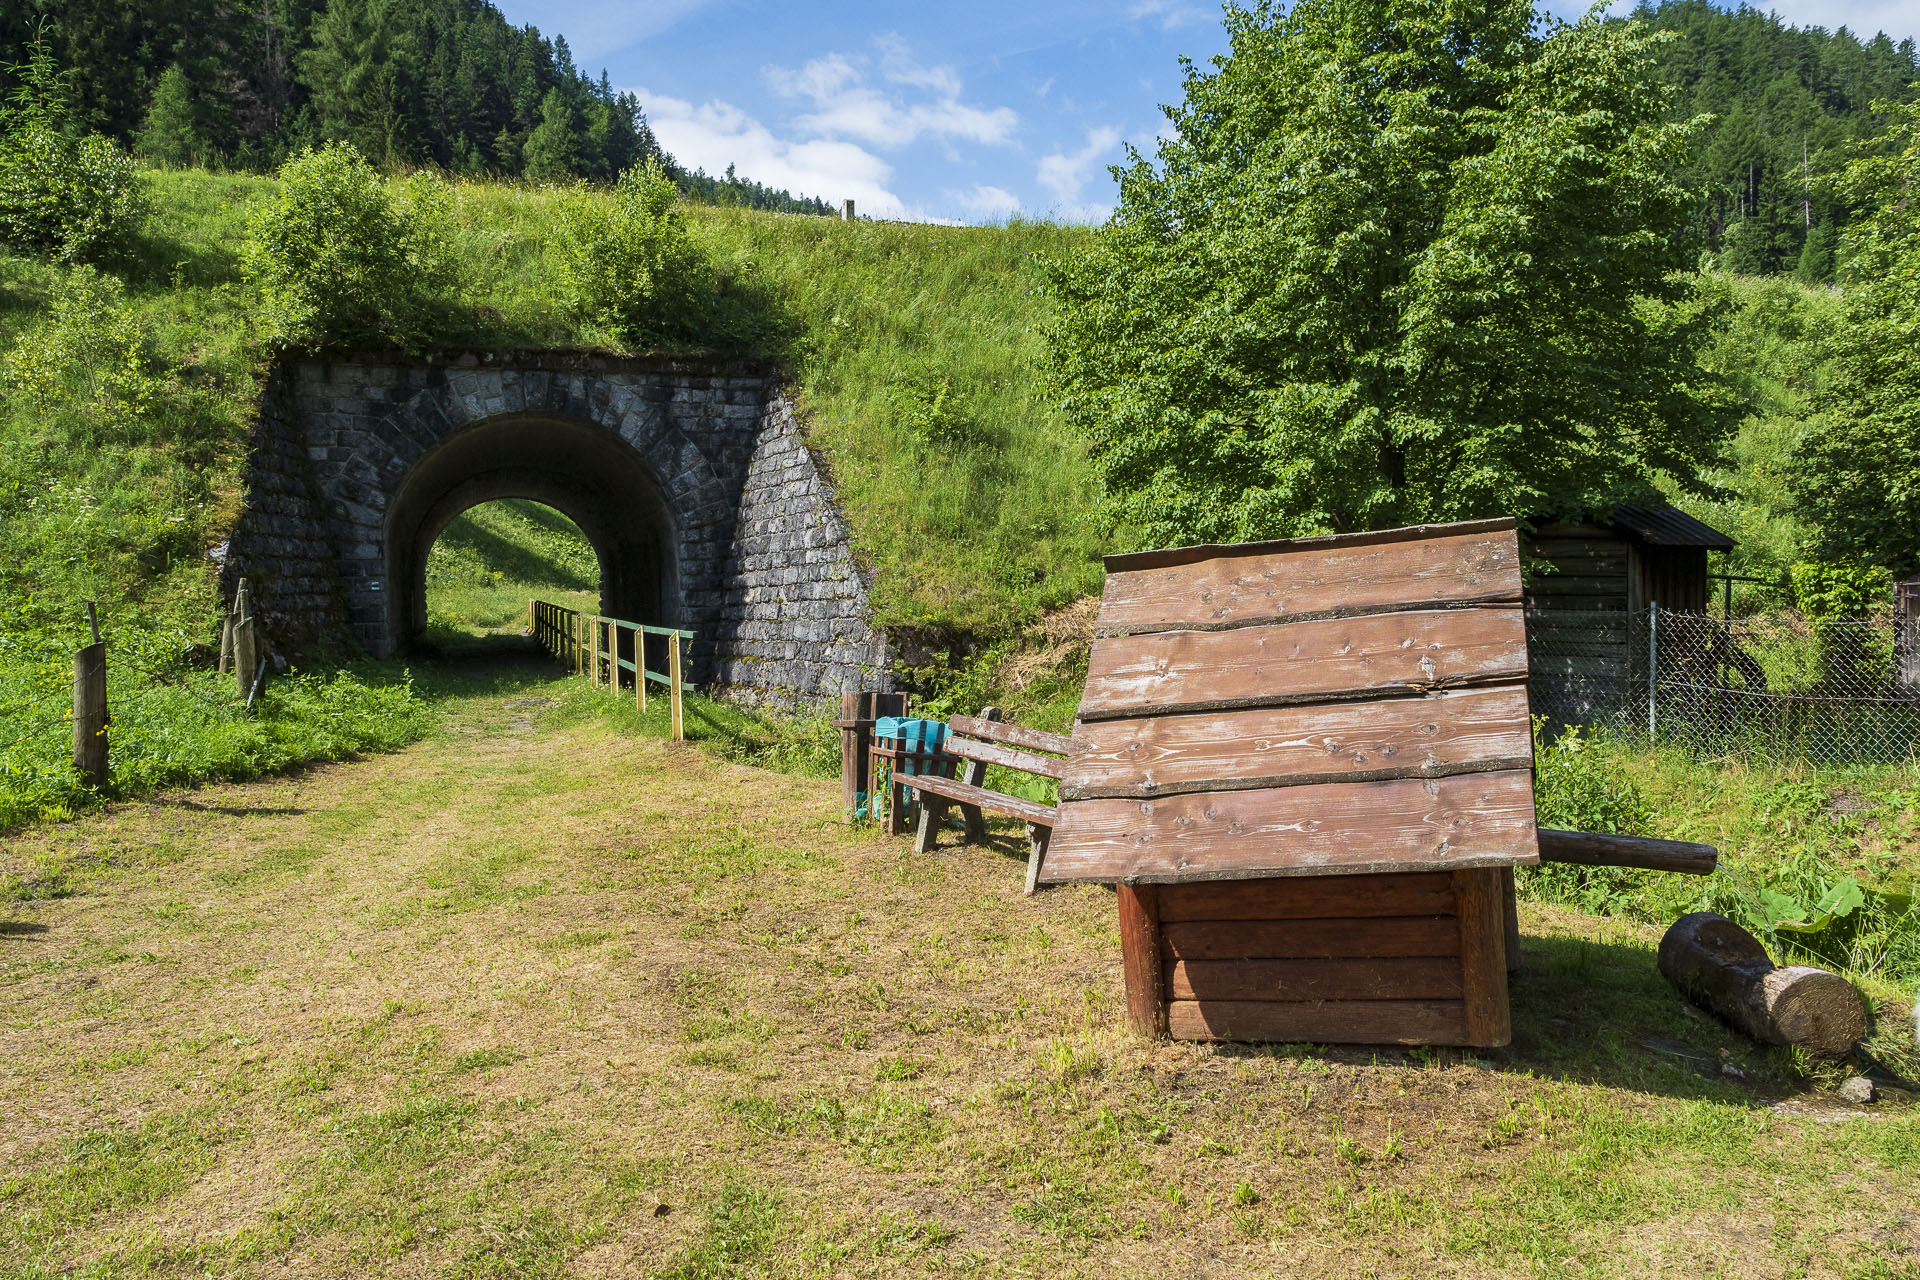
1524, 505, 1736, 727
1042, 519, 1540, 1048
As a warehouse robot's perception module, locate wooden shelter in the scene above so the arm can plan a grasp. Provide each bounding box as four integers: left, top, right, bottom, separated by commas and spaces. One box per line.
1525, 505, 1736, 726
1043, 519, 1539, 1048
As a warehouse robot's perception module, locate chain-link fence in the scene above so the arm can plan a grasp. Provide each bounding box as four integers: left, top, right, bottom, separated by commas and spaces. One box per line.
1527, 604, 1920, 765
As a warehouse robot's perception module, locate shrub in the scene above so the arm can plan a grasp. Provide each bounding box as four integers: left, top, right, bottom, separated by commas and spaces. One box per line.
0, 35, 147, 261
240, 143, 454, 349
2, 266, 165, 433
554, 160, 709, 342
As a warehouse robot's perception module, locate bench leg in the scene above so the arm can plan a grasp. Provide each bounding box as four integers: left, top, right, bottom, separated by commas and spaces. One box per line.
958, 802, 986, 843
888, 774, 909, 836
1023, 823, 1051, 896
914, 796, 950, 854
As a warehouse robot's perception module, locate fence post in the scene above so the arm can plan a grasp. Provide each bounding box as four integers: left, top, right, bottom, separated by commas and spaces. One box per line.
233, 580, 257, 701
73, 603, 108, 789
1646, 602, 1658, 740
669, 631, 684, 741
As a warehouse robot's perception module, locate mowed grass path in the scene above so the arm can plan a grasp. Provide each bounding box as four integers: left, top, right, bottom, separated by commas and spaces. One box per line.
1, 667, 1916, 1279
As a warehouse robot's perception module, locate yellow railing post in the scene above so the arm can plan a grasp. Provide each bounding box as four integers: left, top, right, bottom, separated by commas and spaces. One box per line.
668, 630, 684, 741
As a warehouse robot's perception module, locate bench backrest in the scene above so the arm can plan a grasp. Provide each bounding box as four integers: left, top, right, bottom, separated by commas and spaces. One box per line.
946, 713, 1072, 780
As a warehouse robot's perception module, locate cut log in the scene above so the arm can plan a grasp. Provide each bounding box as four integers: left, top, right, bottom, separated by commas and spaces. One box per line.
1657, 912, 1866, 1057
1538, 829, 1718, 876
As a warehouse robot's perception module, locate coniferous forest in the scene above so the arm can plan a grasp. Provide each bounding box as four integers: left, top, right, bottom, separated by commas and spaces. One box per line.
0, 0, 835, 213
1640, 1, 1919, 279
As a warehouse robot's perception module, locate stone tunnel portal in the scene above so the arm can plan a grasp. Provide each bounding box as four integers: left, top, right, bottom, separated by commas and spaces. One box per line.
385, 413, 678, 655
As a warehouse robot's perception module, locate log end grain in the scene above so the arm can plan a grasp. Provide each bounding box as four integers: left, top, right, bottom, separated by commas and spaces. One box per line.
1759, 965, 1869, 1058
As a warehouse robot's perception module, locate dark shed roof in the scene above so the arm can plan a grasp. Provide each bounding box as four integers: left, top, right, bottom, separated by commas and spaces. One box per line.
1609, 504, 1736, 551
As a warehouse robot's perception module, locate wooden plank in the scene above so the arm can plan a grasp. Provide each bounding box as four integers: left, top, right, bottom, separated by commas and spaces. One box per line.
1118, 886, 1167, 1037
1064, 685, 1532, 799
948, 735, 1067, 780
1101, 526, 1521, 636
1166, 999, 1467, 1044
1156, 873, 1456, 922
1077, 608, 1527, 721
1043, 771, 1539, 883
947, 715, 1073, 757
1159, 916, 1460, 961
1453, 868, 1511, 1047
1105, 517, 1517, 574
895, 772, 1057, 826
1167, 957, 1464, 1001
960, 706, 996, 842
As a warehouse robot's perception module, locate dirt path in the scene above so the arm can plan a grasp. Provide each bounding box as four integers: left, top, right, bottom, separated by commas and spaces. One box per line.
2, 675, 1916, 1278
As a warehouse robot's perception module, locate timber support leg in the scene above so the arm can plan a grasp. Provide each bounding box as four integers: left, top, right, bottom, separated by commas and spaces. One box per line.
1022, 823, 1051, 896
913, 797, 949, 854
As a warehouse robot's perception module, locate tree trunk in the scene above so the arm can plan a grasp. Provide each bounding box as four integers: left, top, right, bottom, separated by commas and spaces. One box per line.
1657, 913, 1866, 1057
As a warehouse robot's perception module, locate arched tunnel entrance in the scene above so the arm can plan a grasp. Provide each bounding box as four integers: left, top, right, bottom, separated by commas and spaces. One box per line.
385, 414, 678, 656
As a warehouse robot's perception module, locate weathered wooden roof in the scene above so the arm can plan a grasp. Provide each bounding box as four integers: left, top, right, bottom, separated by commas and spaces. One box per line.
1044, 519, 1541, 884
1609, 504, 1736, 551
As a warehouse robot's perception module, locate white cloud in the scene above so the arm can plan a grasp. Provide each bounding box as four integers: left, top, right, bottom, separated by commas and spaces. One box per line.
765, 35, 1020, 151
636, 89, 911, 219
948, 184, 1024, 219
1127, 0, 1212, 31
1037, 125, 1123, 221
531, 0, 721, 64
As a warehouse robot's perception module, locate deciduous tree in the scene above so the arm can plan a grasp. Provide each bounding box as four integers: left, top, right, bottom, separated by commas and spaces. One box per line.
1045, 0, 1739, 547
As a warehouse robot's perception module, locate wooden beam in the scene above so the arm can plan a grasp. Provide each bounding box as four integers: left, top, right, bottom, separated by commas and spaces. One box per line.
1117, 885, 1167, 1038
1064, 685, 1532, 800
1168, 957, 1464, 1002
1453, 868, 1511, 1047
947, 714, 1073, 757
1100, 525, 1522, 636
1167, 998, 1467, 1044
947, 734, 1067, 780
1077, 608, 1527, 721
1043, 771, 1540, 883
1155, 873, 1455, 922
1536, 829, 1717, 875
1159, 916, 1460, 961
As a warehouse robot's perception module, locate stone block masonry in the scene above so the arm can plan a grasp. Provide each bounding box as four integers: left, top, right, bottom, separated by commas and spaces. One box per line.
224, 351, 894, 707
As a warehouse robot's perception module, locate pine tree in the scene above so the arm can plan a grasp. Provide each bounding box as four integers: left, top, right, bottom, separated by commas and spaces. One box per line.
522, 86, 581, 182
136, 66, 205, 167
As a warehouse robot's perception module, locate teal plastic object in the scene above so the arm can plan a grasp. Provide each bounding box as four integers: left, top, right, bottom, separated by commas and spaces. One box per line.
874, 717, 948, 774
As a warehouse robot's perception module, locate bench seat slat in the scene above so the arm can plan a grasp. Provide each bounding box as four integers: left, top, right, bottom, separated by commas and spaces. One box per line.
898, 772, 1055, 827
948, 715, 1073, 757
948, 736, 1066, 780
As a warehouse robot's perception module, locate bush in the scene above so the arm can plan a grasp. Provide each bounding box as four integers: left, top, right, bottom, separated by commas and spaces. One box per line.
554, 160, 709, 342
0, 37, 147, 261
240, 143, 454, 349
2, 266, 165, 433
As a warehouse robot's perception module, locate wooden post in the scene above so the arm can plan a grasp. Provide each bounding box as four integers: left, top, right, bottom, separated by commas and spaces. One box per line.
668, 631, 684, 741
840, 692, 866, 820
959, 705, 997, 841
73, 608, 108, 790
1118, 884, 1168, 1039
1453, 868, 1511, 1048
232, 582, 257, 701
217, 615, 233, 674
1501, 867, 1521, 976
1896, 576, 1919, 688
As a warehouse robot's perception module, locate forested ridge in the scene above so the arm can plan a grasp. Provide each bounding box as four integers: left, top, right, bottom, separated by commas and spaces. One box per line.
0, 0, 836, 214
1640, 1, 1919, 278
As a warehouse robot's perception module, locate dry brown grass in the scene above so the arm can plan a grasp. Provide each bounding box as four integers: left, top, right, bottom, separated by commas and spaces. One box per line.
1, 674, 1916, 1279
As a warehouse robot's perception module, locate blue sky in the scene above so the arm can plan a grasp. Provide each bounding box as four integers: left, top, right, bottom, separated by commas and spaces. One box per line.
494, 0, 1920, 225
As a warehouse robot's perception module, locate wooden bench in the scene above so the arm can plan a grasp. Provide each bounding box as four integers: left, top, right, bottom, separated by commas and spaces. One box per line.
895, 709, 1073, 894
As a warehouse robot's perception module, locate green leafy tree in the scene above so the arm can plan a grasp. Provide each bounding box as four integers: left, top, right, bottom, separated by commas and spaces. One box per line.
240, 142, 453, 349
1793, 101, 1920, 576
0, 31, 146, 261
554, 159, 708, 343
135, 66, 207, 167
522, 86, 583, 181
2, 265, 163, 434
1043, 0, 1739, 547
